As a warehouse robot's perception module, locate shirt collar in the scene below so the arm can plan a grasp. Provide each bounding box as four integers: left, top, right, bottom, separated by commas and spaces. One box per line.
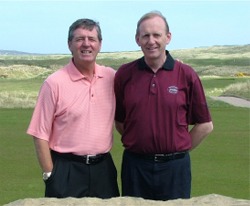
67, 58, 104, 81
138, 50, 175, 71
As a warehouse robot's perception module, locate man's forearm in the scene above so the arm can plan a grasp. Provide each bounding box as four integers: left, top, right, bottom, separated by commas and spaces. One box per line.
33, 137, 53, 172
115, 121, 124, 135
189, 121, 213, 150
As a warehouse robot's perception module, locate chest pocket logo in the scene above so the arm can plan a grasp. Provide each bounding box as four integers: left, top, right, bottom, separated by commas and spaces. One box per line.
168, 86, 178, 94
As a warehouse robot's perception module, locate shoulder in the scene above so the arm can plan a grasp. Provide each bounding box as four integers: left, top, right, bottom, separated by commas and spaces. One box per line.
47, 67, 67, 81
44, 65, 69, 88
96, 64, 116, 79
175, 61, 199, 79
175, 60, 194, 72
116, 59, 139, 77
101, 65, 116, 74
120, 59, 139, 70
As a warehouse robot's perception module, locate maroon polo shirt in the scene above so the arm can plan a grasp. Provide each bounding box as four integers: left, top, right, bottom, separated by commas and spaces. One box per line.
115, 51, 212, 154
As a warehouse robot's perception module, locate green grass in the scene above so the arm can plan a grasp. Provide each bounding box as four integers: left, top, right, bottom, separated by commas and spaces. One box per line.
0, 79, 44, 92
0, 104, 249, 205
183, 57, 250, 67
191, 107, 250, 199
0, 109, 43, 204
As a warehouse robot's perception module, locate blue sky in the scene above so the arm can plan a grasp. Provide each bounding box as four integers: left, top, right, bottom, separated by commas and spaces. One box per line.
0, 0, 249, 54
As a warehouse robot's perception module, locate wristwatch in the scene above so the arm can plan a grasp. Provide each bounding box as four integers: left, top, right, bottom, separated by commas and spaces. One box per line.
42, 172, 52, 181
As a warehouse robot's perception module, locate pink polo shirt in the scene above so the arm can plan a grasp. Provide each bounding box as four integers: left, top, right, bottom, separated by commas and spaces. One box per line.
27, 59, 115, 155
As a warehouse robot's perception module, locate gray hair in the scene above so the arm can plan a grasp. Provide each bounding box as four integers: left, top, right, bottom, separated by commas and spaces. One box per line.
68, 18, 102, 42
136, 11, 169, 37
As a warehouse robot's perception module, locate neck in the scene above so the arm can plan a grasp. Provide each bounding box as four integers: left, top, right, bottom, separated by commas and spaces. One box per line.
73, 59, 95, 80
82, 69, 95, 81
145, 55, 167, 73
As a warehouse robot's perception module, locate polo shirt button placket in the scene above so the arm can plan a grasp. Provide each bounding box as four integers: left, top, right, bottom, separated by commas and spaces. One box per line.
150, 73, 157, 95
150, 82, 157, 94
90, 87, 95, 102
91, 93, 95, 102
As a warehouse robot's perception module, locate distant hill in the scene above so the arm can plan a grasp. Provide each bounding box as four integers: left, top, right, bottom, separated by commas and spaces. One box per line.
1, 44, 250, 57
1, 44, 249, 56
0, 50, 41, 55
0, 44, 249, 78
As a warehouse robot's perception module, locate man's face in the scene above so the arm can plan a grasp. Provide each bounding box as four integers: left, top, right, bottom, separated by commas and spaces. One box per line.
68, 27, 102, 64
136, 16, 171, 61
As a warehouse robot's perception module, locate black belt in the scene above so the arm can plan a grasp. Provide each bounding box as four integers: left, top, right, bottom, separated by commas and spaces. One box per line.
51, 150, 109, 165
126, 150, 187, 162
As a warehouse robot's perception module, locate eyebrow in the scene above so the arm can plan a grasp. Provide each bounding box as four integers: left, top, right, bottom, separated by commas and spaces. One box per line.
74, 35, 98, 39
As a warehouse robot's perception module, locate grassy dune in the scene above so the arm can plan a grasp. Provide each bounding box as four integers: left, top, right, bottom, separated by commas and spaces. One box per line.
0, 45, 249, 108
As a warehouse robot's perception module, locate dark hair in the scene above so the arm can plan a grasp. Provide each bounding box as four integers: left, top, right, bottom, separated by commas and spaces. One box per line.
136, 11, 169, 37
68, 18, 102, 42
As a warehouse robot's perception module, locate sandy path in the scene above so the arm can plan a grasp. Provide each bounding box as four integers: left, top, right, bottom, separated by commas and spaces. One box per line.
211, 96, 250, 108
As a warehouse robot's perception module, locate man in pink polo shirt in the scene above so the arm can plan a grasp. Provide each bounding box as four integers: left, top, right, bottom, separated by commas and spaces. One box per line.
27, 19, 119, 198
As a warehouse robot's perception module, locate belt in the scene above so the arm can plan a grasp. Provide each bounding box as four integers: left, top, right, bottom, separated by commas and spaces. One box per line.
126, 150, 187, 162
51, 150, 109, 165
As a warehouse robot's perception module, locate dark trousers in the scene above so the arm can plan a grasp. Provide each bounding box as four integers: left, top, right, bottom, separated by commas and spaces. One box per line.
44, 151, 120, 198
121, 150, 191, 200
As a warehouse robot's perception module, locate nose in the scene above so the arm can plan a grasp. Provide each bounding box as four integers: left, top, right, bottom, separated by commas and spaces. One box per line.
148, 35, 155, 44
81, 38, 90, 46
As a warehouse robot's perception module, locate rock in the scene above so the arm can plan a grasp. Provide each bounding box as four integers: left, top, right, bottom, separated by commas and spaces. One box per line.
4, 194, 250, 206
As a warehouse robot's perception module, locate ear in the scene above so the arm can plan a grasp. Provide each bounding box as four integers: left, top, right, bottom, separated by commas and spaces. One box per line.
97, 40, 102, 53
135, 35, 141, 46
166, 32, 172, 44
68, 41, 73, 53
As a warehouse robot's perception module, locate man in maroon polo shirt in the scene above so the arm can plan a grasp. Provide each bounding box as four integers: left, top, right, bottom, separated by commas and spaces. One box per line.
114, 11, 213, 201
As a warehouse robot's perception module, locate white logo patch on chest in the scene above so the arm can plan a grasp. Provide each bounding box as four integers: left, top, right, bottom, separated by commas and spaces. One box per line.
168, 86, 178, 94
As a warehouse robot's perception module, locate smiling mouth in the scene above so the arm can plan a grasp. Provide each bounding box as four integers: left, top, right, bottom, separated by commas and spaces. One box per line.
81, 50, 92, 54
147, 47, 158, 51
